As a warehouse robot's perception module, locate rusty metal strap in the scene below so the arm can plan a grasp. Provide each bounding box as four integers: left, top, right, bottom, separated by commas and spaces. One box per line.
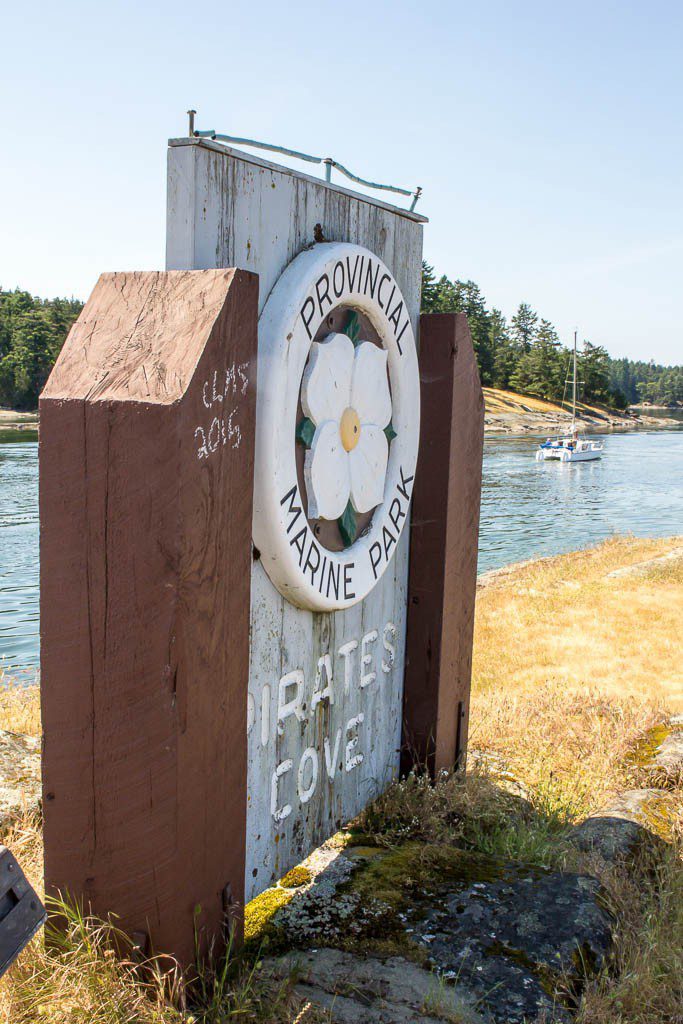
187, 110, 422, 211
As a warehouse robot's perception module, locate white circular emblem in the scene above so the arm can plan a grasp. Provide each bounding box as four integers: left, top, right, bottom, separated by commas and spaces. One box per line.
253, 242, 420, 611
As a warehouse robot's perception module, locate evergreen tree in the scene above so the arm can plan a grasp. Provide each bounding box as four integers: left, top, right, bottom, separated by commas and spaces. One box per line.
419, 261, 682, 409
420, 261, 440, 314
451, 280, 494, 384
579, 340, 611, 404
510, 303, 538, 353
0, 289, 82, 410
525, 320, 564, 399
489, 308, 516, 388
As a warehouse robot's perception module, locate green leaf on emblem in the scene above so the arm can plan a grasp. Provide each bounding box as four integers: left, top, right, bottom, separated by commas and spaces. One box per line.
384, 420, 397, 442
296, 416, 316, 447
338, 500, 357, 548
344, 310, 361, 346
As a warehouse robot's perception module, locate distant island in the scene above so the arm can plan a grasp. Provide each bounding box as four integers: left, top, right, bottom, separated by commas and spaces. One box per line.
1, 274, 681, 414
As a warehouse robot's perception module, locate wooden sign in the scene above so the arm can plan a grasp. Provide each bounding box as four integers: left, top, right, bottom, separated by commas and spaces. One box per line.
167, 137, 426, 899
40, 269, 258, 965
40, 140, 483, 969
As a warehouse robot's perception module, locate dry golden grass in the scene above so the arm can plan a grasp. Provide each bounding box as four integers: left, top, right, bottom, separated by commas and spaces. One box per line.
471, 536, 683, 817
0, 677, 41, 736
0, 410, 38, 425
0, 807, 327, 1024
474, 535, 683, 708
483, 387, 568, 415
576, 836, 683, 1024
482, 386, 617, 419
468, 537, 683, 1021
0, 537, 680, 1022
471, 684, 666, 821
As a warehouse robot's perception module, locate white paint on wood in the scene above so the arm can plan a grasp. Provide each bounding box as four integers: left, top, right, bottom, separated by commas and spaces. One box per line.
166, 139, 423, 901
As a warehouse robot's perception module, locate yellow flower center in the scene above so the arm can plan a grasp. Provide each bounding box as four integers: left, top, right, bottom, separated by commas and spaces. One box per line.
340, 407, 361, 452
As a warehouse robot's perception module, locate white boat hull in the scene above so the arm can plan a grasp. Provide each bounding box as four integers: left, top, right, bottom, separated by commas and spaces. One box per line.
536, 445, 603, 463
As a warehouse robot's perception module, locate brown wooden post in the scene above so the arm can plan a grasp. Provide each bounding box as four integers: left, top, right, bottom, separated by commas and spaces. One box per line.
402, 313, 484, 776
40, 269, 258, 966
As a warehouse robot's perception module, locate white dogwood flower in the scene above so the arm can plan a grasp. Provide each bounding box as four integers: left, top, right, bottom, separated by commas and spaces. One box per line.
301, 332, 392, 522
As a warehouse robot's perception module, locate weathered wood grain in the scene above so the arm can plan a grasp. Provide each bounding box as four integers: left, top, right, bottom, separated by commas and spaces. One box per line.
402, 313, 484, 775
167, 140, 424, 900
40, 269, 258, 965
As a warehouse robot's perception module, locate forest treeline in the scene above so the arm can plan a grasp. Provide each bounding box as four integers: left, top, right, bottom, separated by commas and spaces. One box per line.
1, 289, 83, 410
1, 279, 681, 411
422, 263, 683, 408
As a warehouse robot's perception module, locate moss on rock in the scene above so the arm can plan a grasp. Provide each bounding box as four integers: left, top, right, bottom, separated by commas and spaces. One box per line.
243, 885, 292, 951
626, 724, 672, 771
279, 865, 312, 889
348, 841, 508, 911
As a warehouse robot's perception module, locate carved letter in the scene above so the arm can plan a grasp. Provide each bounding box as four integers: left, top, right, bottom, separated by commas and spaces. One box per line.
271, 760, 293, 821
297, 747, 319, 804
338, 640, 358, 694
277, 670, 306, 734
360, 630, 378, 688
345, 714, 365, 772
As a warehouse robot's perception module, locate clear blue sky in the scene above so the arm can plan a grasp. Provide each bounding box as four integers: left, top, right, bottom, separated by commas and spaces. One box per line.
2, 0, 681, 364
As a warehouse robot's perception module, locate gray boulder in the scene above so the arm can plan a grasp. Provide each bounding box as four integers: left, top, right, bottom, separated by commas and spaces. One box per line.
265, 948, 486, 1024
413, 870, 614, 1024
568, 788, 676, 862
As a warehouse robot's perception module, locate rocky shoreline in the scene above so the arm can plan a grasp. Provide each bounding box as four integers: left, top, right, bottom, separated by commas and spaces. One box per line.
483, 399, 675, 436
1, 401, 677, 439
0, 410, 38, 433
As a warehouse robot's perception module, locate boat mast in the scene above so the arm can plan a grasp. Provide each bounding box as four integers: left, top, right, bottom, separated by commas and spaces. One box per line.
572, 330, 577, 432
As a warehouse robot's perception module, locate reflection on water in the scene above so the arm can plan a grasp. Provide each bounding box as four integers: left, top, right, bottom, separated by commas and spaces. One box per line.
0, 427, 682, 670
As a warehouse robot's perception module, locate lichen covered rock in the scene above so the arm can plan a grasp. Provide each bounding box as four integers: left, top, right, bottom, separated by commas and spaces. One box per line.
413, 870, 613, 1023
568, 815, 651, 862
274, 848, 403, 949
265, 948, 486, 1024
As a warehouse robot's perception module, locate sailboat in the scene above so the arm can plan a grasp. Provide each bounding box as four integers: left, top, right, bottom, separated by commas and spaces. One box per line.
535, 332, 604, 462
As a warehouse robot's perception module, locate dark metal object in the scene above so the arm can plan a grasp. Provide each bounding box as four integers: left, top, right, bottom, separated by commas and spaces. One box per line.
455, 700, 467, 771
0, 846, 46, 979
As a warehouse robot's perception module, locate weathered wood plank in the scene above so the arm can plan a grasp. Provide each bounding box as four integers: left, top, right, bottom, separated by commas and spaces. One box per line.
167, 140, 424, 900
41, 269, 258, 964
402, 313, 484, 775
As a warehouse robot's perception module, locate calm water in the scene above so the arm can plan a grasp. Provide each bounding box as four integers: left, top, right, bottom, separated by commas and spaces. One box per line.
0, 431, 40, 677
0, 425, 682, 672
479, 425, 683, 574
